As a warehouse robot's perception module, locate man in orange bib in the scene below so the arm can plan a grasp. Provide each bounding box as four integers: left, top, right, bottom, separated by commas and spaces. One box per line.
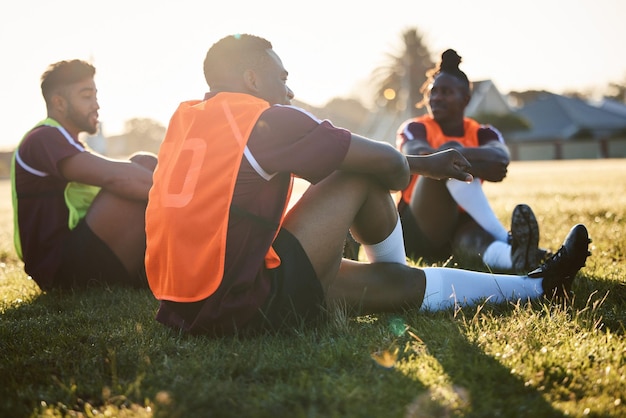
396, 49, 551, 273
145, 35, 590, 336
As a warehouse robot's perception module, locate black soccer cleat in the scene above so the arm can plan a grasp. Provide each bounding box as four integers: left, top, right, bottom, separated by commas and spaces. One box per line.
527, 224, 592, 299
509, 204, 540, 273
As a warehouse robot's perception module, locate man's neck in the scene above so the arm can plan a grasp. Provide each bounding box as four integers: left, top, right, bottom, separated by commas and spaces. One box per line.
437, 118, 465, 137
47, 114, 79, 140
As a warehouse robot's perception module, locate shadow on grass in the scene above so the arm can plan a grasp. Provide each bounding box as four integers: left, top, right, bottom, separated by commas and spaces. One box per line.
411, 312, 566, 417
369, 302, 570, 418
387, 269, 626, 418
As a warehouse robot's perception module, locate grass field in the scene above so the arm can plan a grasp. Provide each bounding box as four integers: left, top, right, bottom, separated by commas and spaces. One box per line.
1, 159, 625, 417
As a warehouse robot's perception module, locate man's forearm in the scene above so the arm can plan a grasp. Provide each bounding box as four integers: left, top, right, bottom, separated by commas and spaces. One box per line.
460, 146, 509, 182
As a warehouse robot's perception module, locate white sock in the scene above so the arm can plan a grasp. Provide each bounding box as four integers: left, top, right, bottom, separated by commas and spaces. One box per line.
446, 178, 509, 242
361, 217, 407, 265
420, 267, 543, 311
482, 241, 513, 270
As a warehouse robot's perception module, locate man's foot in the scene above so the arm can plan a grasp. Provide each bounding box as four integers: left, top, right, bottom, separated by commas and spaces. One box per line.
528, 224, 592, 299
510, 204, 540, 273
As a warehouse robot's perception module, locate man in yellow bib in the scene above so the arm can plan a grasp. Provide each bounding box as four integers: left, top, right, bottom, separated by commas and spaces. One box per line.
145, 34, 590, 336
12, 59, 156, 290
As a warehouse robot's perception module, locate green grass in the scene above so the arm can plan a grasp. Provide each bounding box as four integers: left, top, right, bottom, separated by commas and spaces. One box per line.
1, 159, 625, 418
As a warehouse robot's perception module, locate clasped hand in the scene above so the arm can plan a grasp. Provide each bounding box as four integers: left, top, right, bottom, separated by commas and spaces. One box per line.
423, 148, 473, 182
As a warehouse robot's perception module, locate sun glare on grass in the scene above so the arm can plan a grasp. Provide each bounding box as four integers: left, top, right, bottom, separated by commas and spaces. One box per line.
371, 348, 398, 369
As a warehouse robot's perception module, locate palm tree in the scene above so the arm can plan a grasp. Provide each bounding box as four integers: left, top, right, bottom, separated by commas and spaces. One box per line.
371, 28, 434, 118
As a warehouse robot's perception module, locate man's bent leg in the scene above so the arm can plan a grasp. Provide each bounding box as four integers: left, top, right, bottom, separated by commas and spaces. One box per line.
409, 176, 459, 248
446, 178, 509, 242
451, 219, 497, 266
55, 219, 142, 288
283, 172, 398, 284
420, 267, 543, 311
85, 193, 148, 277
329, 260, 426, 313
399, 200, 451, 263
283, 171, 427, 312
85, 153, 156, 278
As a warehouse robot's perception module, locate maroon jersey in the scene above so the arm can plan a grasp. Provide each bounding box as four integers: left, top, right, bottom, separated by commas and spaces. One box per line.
156, 100, 351, 332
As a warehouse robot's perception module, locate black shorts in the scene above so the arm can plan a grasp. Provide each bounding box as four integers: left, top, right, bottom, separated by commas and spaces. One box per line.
53, 219, 146, 289
398, 200, 452, 263
252, 228, 325, 332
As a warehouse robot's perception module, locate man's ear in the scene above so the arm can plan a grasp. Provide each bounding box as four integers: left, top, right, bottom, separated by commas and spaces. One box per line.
51, 93, 67, 113
243, 69, 258, 92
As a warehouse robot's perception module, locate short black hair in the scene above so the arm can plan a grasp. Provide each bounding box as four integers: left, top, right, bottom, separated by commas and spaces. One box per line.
203, 34, 273, 89
40, 59, 95, 104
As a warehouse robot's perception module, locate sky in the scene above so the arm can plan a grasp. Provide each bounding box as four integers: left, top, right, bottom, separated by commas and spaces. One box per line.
1, 0, 625, 150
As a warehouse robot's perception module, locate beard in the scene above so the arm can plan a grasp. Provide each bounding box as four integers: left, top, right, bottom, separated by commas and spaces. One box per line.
67, 103, 98, 135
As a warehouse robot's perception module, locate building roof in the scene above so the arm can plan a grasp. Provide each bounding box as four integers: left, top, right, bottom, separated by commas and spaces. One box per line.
465, 80, 512, 117
590, 97, 626, 118
510, 92, 626, 141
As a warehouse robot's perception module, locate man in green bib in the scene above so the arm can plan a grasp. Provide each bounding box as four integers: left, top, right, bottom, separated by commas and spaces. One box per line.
11, 59, 156, 290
